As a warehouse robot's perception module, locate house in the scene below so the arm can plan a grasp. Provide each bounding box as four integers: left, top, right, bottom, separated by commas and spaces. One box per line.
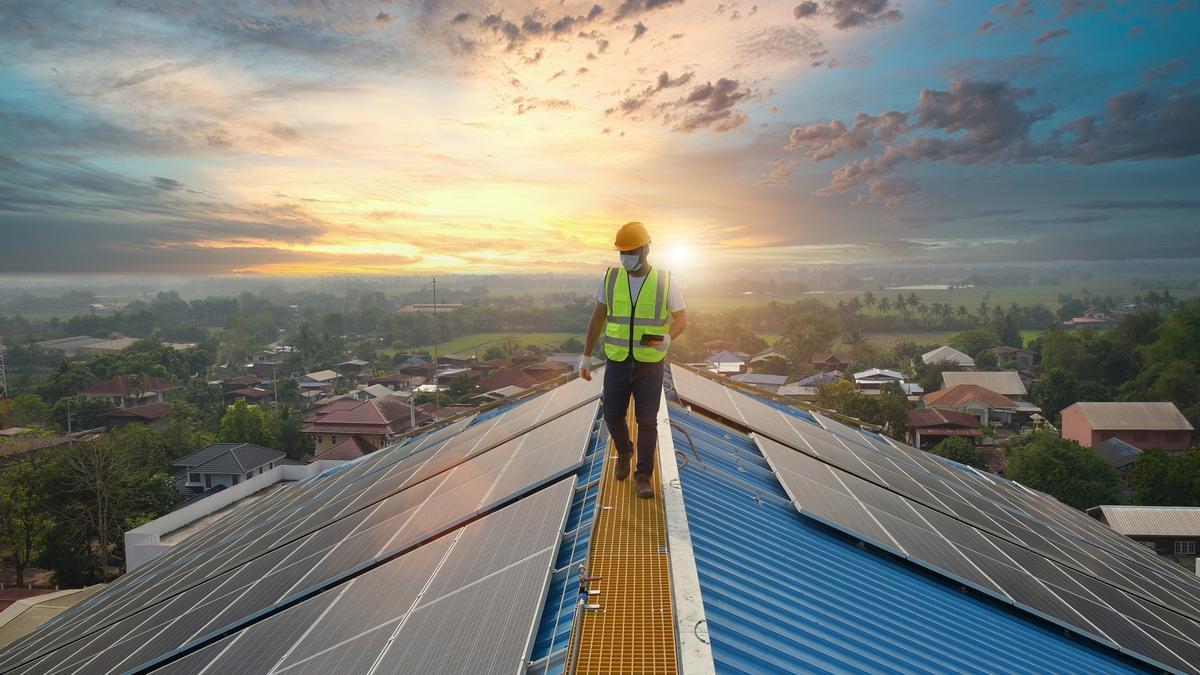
251, 350, 280, 365
398, 303, 463, 313
546, 352, 582, 366
811, 352, 852, 371
1087, 505, 1200, 570
1064, 308, 1117, 329
988, 346, 1035, 371
249, 361, 304, 379
397, 361, 437, 378
472, 385, 528, 403
479, 369, 538, 392
1061, 402, 1193, 450
366, 373, 424, 391
220, 375, 263, 393
471, 358, 511, 376
922, 384, 1020, 426
522, 360, 571, 383
310, 436, 375, 463
509, 351, 542, 367
302, 397, 431, 453
853, 368, 922, 395
907, 408, 982, 450
36, 336, 106, 358
337, 359, 373, 379
1093, 437, 1143, 473
707, 350, 747, 374
778, 371, 843, 397
920, 346, 975, 368
299, 370, 339, 392
223, 387, 273, 404
702, 339, 737, 354
174, 443, 286, 492
104, 402, 172, 428
941, 371, 1027, 399
352, 384, 406, 401
728, 373, 789, 393
437, 353, 474, 368
80, 375, 182, 409
750, 346, 788, 365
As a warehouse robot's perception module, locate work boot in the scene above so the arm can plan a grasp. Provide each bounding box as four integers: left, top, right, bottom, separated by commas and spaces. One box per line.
614, 453, 632, 481
636, 475, 654, 499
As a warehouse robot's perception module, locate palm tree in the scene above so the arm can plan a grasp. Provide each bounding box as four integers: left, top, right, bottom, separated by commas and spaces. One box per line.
957, 305, 969, 321
863, 291, 876, 314
878, 297, 892, 314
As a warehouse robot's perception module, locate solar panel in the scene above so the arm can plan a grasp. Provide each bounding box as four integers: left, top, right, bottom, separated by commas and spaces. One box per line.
145, 477, 574, 675
671, 366, 1200, 672
0, 376, 600, 674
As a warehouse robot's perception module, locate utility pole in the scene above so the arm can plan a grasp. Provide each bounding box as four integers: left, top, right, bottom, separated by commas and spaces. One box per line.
432, 277, 439, 418
65, 397, 74, 446
0, 350, 7, 399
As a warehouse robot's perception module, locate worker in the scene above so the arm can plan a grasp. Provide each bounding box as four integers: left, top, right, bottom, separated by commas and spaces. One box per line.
579, 222, 687, 499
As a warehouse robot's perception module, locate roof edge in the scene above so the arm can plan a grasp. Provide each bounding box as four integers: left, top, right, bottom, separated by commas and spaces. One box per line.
659, 394, 716, 675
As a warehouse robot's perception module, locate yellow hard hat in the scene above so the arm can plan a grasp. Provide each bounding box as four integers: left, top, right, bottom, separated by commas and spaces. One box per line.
614, 221, 651, 251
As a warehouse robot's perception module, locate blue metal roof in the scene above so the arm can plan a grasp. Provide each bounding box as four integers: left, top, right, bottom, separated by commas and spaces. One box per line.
669, 405, 1150, 675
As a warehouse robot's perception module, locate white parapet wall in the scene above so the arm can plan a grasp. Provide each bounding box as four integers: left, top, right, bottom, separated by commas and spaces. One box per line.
125, 460, 348, 572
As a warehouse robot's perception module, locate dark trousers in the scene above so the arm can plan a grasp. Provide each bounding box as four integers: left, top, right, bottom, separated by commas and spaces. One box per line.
602, 357, 664, 479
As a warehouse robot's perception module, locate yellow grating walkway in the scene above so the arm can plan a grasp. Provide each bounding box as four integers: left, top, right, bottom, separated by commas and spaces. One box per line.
569, 403, 678, 674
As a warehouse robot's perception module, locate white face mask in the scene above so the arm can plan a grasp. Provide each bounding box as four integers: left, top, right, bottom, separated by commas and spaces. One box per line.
620, 252, 644, 272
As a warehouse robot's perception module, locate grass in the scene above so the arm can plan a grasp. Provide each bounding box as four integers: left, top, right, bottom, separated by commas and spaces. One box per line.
381, 331, 577, 358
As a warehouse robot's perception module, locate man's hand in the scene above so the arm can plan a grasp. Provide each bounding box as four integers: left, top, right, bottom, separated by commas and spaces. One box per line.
652, 334, 671, 352
578, 354, 592, 381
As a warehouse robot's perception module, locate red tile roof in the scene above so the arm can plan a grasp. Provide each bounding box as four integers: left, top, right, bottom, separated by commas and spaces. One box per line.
480, 369, 538, 391
302, 398, 430, 435
107, 401, 173, 420
907, 407, 981, 430
312, 436, 375, 462
81, 374, 181, 397
923, 384, 1016, 411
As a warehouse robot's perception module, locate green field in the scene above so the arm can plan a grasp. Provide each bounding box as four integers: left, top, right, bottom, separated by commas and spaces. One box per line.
382, 331, 578, 358
687, 281, 1199, 315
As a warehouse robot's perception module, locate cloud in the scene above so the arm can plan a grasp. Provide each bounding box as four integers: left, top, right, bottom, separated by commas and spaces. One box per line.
1142, 58, 1191, 82
153, 177, 185, 191
668, 78, 755, 133
632, 21, 648, 41
513, 97, 574, 115
1066, 199, 1200, 211
976, 20, 998, 35
375, 11, 393, 25
853, 176, 919, 207
787, 110, 908, 160
794, 2, 819, 18
794, 0, 902, 30
1032, 28, 1069, 46
1052, 86, 1200, 164
738, 26, 827, 61
612, 0, 685, 22
991, 0, 1033, 18
754, 158, 796, 188
994, 214, 1109, 229
605, 71, 695, 117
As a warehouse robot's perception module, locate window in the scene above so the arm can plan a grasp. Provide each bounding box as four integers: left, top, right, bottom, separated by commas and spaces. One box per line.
245, 472, 252, 479
188, 473, 200, 483
1175, 541, 1197, 555
331, 435, 337, 444
1139, 540, 1156, 550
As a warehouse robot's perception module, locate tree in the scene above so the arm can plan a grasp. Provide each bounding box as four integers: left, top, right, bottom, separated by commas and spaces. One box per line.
0, 459, 50, 585
1131, 449, 1200, 506
780, 313, 839, 371
273, 407, 314, 461
9, 394, 50, 428
1007, 432, 1121, 510
974, 349, 999, 371
930, 437, 986, 470
219, 400, 278, 448
948, 328, 1002, 358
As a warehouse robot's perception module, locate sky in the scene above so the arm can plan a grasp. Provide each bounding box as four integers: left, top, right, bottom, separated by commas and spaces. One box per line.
1, 0, 1198, 277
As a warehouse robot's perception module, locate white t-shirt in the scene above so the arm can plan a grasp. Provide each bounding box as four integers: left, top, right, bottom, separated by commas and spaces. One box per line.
594, 267, 686, 312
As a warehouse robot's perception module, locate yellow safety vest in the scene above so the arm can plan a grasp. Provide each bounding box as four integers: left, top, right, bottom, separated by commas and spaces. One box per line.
603, 266, 671, 362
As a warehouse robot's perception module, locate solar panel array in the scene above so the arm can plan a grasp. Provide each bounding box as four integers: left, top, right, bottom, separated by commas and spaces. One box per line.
670, 365, 1200, 674
0, 373, 603, 674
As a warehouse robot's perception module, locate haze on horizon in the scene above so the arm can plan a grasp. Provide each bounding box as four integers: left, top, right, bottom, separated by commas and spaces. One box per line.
2, 0, 1198, 277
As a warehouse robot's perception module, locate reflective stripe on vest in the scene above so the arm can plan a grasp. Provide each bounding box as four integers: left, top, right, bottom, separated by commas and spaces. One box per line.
603, 266, 670, 362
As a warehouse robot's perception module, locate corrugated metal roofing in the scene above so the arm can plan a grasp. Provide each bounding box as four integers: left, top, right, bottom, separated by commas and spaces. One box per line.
668, 405, 1151, 675
921, 345, 975, 366
942, 371, 1028, 396
1069, 402, 1195, 431
1092, 505, 1200, 538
